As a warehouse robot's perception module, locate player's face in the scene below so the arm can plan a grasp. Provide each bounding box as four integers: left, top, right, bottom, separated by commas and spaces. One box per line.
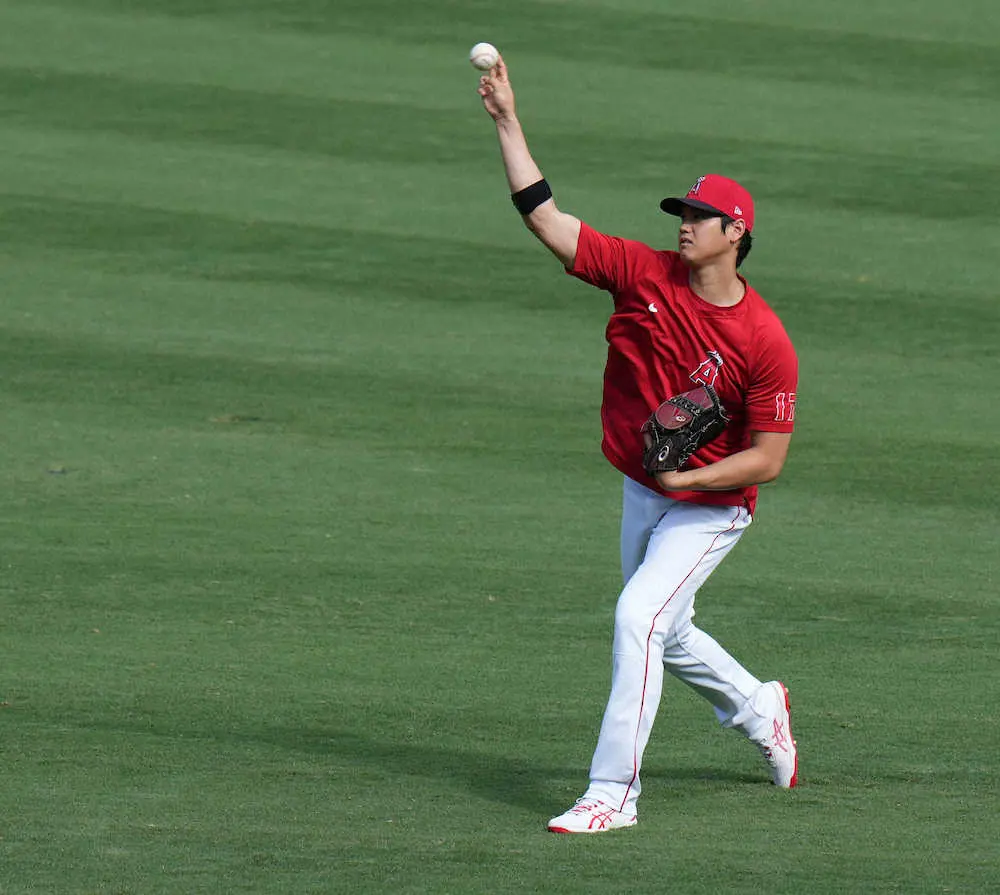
677, 207, 734, 267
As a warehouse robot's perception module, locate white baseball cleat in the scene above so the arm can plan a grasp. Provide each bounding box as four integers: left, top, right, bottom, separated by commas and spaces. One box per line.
547, 798, 637, 834
754, 680, 798, 788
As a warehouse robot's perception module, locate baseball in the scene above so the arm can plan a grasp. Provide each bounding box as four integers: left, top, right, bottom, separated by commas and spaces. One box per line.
469, 42, 500, 71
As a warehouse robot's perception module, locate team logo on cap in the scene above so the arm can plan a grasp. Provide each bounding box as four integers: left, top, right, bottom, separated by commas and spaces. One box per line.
689, 176, 706, 196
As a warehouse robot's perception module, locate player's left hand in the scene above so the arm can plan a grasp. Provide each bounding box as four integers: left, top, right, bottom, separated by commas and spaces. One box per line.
654, 469, 693, 491
641, 385, 729, 479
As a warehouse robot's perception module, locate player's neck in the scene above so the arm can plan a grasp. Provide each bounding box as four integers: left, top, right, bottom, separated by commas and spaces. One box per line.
687, 262, 745, 307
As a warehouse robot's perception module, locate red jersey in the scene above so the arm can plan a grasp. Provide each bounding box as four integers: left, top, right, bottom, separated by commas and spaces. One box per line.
569, 222, 798, 515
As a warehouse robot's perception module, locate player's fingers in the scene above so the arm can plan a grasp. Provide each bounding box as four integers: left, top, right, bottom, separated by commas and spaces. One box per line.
495, 54, 508, 81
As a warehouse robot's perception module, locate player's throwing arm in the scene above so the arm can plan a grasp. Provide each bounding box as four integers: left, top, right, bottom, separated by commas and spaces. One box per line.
474, 47, 582, 267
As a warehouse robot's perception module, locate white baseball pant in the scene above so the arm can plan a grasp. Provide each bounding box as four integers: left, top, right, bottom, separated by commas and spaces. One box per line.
584, 476, 773, 816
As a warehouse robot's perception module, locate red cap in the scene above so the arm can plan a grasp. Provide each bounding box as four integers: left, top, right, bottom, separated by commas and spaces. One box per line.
660, 174, 755, 232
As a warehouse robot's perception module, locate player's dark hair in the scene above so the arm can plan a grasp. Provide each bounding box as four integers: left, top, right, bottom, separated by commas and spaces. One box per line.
720, 216, 753, 267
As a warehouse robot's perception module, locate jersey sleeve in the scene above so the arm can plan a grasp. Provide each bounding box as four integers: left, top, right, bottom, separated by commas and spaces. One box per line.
567, 221, 651, 297
745, 321, 799, 433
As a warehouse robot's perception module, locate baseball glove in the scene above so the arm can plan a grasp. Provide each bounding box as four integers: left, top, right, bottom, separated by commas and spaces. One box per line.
641, 384, 730, 475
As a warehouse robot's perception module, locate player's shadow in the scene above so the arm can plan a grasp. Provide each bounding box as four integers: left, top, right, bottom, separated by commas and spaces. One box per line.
67, 714, 766, 812
249, 724, 764, 811
257, 724, 569, 814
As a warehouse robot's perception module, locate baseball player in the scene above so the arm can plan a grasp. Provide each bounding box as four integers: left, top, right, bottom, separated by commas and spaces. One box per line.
477, 57, 799, 834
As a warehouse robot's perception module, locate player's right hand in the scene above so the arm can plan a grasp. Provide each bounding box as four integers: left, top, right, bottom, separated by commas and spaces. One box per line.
477, 55, 516, 122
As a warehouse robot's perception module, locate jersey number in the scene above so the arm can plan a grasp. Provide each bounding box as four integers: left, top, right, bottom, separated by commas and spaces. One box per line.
774, 392, 796, 422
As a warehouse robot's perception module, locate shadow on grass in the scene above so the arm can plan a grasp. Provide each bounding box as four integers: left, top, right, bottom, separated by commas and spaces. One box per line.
45, 707, 765, 813
253, 725, 768, 810
258, 725, 576, 814
309, 718, 768, 787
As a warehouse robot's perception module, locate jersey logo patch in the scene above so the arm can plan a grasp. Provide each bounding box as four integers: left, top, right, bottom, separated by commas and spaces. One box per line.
648, 302, 659, 314
690, 350, 723, 388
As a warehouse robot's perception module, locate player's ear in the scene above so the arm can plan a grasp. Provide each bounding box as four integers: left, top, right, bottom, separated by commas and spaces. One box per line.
725, 218, 746, 245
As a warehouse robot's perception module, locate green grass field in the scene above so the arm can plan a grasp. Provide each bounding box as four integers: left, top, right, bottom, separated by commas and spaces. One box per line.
1, 1, 998, 892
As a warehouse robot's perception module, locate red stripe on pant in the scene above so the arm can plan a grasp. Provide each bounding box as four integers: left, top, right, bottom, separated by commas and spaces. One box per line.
619, 509, 740, 813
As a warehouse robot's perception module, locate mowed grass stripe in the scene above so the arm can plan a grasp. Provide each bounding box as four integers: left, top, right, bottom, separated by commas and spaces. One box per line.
0, 3, 475, 108
22, 0, 1000, 49
1, 191, 996, 378
0, 193, 573, 312
1, 190, 995, 429
705, 495, 998, 619
551, 0, 1000, 47
22, 0, 1000, 100
0, 5, 997, 165
2, 122, 997, 303
6, 495, 988, 753
331, 5, 1000, 101
3, 320, 993, 597
2, 65, 998, 229
2, 183, 996, 326
0, 327, 602, 445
